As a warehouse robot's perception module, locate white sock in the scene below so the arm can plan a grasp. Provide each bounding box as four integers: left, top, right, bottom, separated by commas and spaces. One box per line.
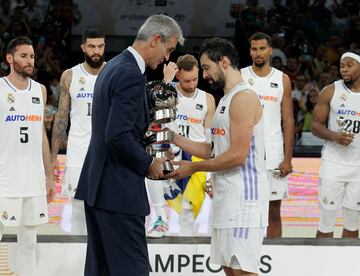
17, 225, 38, 276
146, 179, 167, 222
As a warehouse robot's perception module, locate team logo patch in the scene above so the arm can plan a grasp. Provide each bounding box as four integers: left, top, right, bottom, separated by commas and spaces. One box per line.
220, 106, 226, 114
7, 93, 15, 104
196, 104, 203, 110
10, 216, 16, 221
40, 213, 45, 218
32, 97, 40, 104
270, 82, 278, 88
80, 87, 85, 91
9, 106, 15, 112
79, 77, 86, 85
248, 78, 254, 85
340, 93, 347, 101
2, 211, 8, 220
322, 197, 328, 204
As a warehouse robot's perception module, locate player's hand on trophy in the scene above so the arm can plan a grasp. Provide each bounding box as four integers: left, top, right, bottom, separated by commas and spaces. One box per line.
278, 160, 293, 177
334, 131, 355, 146
147, 157, 166, 179
163, 62, 178, 83
166, 160, 194, 180
46, 176, 56, 203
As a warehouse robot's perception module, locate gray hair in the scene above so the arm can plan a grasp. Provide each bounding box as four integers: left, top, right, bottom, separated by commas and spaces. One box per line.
136, 14, 184, 45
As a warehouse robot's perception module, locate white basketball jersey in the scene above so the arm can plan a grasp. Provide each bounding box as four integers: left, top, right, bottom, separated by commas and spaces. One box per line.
0, 77, 46, 196
175, 86, 208, 142
67, 64, 98, 167
320, 80, 360, 179
241, 66, 284, 169
211, 82, 269, 228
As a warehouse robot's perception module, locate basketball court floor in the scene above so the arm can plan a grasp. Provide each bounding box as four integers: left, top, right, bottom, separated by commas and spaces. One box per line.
3, 157, 347, 238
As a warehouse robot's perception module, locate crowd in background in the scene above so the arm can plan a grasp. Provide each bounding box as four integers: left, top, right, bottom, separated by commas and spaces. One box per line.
1, 0, 359, 147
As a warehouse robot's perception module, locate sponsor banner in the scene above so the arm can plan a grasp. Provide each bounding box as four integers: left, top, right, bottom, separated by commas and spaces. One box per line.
1, 243, 360, 275
72, 0, 269, 37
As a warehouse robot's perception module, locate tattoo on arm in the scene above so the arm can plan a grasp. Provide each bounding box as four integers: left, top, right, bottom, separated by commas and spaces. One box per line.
51, 69, 72, 162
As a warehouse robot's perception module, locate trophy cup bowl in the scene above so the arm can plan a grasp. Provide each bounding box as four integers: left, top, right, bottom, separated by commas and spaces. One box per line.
336, 116, 349, 134
147, 80, 178, 111
145, 81, 178, 180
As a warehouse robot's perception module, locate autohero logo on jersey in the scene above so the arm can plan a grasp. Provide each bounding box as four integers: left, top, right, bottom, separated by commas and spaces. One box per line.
337, 108, 360, 116
176, 114, 202, 124
211, 128, 226, 136
258, 95, 278, 102
76, 90, 93, 99
5, 114, 42, 122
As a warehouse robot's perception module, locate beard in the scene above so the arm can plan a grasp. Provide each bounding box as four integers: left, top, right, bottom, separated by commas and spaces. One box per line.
85, 52, 104, 68
209, 73, 226, 90
344, 79, 353, 85
254, 61, 265, 68
13, 61, 34, 78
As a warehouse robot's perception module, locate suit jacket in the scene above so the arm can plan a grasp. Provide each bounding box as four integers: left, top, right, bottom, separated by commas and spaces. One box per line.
75, 50, 152, 216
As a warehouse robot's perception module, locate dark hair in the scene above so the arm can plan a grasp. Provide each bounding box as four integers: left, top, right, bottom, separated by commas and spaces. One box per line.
176, 54, 198, 71
248, 32, 272, 47
82, 27, 105, 43
199, 37, 239, 69
6, 36, 33, 55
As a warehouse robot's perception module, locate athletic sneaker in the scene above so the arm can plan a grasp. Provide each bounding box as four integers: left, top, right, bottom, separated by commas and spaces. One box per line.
147, 216, 169, 238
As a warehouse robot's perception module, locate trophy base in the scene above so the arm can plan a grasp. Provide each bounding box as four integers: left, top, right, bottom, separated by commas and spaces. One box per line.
146, 161, 174, 181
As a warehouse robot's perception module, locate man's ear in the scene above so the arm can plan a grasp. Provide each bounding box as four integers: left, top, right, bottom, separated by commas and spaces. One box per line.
6, 53, 13, 65
80, 43, 85, 53
151, 34, 162, 47
220, 56, 231, 69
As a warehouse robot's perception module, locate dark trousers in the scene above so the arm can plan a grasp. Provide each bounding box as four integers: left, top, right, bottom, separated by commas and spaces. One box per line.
84, 203, 149, 276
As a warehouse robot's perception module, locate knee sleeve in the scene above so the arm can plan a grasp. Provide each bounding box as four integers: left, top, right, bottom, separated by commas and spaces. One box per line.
318, 205, 338, 233
17, 225, 38, 276
343, 207, 360, 232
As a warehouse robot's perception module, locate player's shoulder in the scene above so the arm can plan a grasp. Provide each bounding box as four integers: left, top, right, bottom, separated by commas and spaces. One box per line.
61, 68, 73, 82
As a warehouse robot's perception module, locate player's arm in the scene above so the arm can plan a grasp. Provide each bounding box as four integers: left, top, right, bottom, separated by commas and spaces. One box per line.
163, 62, 178, 83
279, 73, 294, 176
168, 91, 261, 179
51, 69, 72, 165
41, 85, 55, 203
311, 84, 354, 146
204, 92, 216, 128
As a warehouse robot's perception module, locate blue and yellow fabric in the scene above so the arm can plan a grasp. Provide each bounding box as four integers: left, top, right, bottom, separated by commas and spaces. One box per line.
164, 151, 206, 219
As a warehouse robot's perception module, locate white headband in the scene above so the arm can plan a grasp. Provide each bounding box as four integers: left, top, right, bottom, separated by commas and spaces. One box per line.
341, 52, 360, 64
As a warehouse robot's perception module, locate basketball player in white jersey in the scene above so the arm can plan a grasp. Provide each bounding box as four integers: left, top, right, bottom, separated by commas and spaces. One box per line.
51, 28, 105, 234
168, 38, 268, 276
312, 51, 360, 238
147, 54, 216, 238
241, 32, 294, 238
0, 36, 55, 276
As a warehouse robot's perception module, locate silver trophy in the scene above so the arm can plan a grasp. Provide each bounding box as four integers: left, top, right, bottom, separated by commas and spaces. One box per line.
336, 116, 348, 133
145, 81, 177, 179
272, 168, 282, 177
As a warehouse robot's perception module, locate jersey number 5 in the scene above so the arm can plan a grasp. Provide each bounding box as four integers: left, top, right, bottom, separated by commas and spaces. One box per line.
20, 127, 29, 143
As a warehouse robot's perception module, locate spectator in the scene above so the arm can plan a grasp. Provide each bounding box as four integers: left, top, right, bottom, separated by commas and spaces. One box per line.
302, 88, 319, 132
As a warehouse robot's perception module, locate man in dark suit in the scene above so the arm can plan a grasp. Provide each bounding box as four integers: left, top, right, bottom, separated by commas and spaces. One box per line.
75, 14, 184, 276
